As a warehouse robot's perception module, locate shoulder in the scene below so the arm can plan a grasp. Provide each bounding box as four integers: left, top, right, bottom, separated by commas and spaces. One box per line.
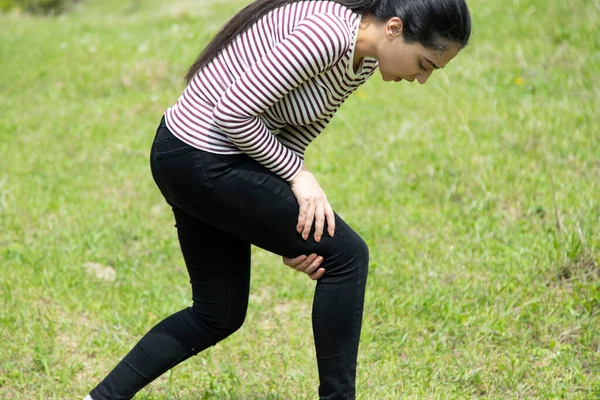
292, 2, 356, 32
292, 11, 355, 54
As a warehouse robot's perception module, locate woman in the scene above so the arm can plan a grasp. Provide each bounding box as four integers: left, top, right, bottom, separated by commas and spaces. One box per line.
85, 0, 471, 398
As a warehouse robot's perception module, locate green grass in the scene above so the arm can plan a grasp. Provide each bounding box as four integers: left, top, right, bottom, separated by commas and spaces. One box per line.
1, 0, 599, 398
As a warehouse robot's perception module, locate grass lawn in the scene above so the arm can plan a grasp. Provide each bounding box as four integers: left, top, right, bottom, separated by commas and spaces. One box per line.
1, 0, 599, 398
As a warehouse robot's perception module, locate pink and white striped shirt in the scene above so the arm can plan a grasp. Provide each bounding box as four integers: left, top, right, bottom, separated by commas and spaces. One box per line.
164, 0, 378, 181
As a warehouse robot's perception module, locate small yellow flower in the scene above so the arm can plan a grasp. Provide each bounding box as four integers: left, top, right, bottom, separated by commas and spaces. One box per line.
357, 92, 368, 99
513, 77, 525, 86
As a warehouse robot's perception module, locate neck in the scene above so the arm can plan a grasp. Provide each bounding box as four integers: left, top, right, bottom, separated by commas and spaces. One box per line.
354, 12, 381, 62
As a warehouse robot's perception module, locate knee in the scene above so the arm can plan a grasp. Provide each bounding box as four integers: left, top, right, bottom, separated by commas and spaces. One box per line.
351, 235, 369, 282
189, 304, 247, 344
353, 235, 369, 268
222, 309, 247, 338
324, 233, 369, 284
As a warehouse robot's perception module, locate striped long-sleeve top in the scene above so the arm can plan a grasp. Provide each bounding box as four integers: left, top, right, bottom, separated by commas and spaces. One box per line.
164, 0, 379, 181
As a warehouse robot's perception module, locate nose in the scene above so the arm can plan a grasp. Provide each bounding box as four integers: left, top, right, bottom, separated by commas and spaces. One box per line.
417, 70, 433, 85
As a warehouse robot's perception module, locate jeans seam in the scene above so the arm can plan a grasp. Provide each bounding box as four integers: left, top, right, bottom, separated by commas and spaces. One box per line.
220, 251, 234, 336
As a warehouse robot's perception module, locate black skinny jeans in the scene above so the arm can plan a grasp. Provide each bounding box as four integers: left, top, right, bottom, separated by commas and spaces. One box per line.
90, 117, 369, 400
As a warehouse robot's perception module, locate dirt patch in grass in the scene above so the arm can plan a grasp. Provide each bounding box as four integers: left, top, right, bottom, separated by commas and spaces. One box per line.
548, 255, 600, 317
553, 255, 599, 284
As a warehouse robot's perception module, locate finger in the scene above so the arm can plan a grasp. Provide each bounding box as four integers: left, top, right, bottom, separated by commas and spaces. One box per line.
297, 200, 309, 233
325, 202, 335, 237
314, 201, 325, 242
303, 256, 323, 274
283, 255, 306, 267
309, 268, 326, 280
295, 253, 318, 271
302, 200, 315, 240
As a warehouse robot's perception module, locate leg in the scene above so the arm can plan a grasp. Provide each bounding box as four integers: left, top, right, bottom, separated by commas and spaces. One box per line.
193, 161, 369, 400
90, 207, 250, 400
148, 125, 369, 399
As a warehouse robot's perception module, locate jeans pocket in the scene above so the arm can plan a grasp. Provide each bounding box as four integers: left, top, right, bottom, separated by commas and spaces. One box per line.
151, 145, 214, 207
152, 126, 197, 157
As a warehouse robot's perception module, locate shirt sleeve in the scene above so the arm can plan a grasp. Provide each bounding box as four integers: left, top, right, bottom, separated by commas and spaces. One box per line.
276, 114, 335, 159
212, 12, 352, 182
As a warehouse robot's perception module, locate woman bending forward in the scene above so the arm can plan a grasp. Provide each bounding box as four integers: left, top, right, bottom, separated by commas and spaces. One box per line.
86, 0, 471, 398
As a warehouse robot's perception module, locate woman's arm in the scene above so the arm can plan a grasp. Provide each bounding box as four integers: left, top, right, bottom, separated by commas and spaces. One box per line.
212, 12, 351, 182
276, 113, 335, 159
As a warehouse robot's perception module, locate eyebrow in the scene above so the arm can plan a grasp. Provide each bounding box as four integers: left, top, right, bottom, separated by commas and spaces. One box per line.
423, 57, 441, 70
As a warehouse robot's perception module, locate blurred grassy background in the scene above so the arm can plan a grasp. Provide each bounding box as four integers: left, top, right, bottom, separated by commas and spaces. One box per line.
1, 0, 599, 398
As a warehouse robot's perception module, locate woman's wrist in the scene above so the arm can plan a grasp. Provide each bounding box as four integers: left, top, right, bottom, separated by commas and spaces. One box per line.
289, 162, 310, 183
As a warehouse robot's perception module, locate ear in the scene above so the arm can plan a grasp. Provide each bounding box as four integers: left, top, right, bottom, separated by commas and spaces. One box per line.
385, 17, 403, 39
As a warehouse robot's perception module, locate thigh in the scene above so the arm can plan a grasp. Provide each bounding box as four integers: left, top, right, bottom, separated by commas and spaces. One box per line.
149, 122, 365, 263
179, 151, 364, 263
172, 204, 251, 323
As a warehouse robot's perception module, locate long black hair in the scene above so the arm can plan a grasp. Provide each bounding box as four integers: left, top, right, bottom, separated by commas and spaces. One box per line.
184, 0, 471, 84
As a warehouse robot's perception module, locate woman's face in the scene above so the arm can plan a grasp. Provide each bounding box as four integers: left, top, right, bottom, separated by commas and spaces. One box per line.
376, 18, 461, 84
